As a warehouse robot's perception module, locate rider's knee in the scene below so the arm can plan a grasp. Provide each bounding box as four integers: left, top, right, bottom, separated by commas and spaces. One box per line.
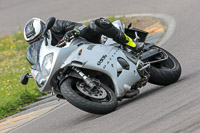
94, 18, 112, 29
89, 18, 112, 31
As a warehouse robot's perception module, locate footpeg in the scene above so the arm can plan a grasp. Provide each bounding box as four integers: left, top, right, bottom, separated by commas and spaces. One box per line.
135, 42, 144, 52
130, 42, 144, 53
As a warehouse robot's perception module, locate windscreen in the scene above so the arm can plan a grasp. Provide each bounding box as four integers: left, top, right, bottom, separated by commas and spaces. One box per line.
26, 39, 44, 71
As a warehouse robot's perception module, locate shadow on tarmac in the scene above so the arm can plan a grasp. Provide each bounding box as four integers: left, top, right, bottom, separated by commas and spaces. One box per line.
117, 76, 188, 109
56, 76, 189, 126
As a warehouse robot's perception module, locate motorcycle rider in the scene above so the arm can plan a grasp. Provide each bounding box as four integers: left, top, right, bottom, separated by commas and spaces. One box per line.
24, 17, 142, 51
24, 17, 140, 96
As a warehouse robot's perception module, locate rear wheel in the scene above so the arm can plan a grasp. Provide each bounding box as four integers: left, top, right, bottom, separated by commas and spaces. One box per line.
148, 46, 181, 86
60, 78, 118, 114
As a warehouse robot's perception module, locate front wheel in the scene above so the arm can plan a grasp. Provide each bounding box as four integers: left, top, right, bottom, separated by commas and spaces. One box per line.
60, 78, 118, 114
148, 46, 181, 86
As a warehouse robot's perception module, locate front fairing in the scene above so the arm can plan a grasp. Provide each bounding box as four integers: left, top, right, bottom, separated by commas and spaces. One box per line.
27, 37, 79, 92
26, 37, 53, 91
26, 39, 42, 71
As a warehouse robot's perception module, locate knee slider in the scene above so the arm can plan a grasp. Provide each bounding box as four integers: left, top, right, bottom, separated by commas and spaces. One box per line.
95, 18, 112, 29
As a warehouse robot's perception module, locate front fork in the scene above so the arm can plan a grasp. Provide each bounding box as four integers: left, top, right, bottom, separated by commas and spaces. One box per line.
56, 67, 96, 100
72, 67, 96, 90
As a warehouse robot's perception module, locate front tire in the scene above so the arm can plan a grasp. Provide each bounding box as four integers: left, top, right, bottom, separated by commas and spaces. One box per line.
60, 78, 118, 114
148, 46, 181, 86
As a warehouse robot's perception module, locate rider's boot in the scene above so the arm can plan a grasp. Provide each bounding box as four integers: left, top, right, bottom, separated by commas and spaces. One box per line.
124, 34, 144, 53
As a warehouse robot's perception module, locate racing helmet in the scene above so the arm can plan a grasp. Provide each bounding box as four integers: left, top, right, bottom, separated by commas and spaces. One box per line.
24, 18, 46, 45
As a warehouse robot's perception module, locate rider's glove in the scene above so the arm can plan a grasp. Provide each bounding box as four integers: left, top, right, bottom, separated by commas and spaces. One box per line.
63, 29, 81, 42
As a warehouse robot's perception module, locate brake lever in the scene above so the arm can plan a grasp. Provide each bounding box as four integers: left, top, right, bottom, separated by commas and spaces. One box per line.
56, 39, 67, 47
56, 35, 76, 47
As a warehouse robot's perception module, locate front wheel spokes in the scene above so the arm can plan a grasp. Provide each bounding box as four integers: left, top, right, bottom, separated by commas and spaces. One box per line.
76, 81, 107, 100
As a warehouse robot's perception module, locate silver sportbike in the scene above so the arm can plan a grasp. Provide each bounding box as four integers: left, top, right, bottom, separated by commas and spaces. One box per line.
21, 17, 181, 114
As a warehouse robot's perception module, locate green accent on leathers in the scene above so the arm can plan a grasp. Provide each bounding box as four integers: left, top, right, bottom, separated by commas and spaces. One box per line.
74, 29, 81, 35
125, 34, 136, 48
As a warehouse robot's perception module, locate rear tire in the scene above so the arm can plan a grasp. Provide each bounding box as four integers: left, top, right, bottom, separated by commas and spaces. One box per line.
148, 46, 181, 86
60, 78, 118, 114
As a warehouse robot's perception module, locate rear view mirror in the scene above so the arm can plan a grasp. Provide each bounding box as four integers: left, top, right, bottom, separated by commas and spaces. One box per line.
20, 73, 33, 85
20, 73, 29, 85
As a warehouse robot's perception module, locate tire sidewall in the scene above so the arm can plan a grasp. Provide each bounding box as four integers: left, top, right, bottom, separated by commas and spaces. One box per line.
148, 46, 181, 86
60, 78, 118, 114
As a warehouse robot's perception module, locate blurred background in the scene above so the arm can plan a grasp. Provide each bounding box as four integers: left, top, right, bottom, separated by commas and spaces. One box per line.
1, 0, 200, 132
0, 0, 185, 34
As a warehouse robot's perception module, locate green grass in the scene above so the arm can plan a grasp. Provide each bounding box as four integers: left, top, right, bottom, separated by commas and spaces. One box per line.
0, 31, 45, 119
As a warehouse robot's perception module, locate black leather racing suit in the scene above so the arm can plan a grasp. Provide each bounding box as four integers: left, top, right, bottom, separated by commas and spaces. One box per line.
50, 18, 127, 46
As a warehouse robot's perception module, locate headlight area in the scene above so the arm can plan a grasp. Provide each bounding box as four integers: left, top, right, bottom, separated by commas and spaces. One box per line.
42, 53, 54, 77
34, 53, 53, 88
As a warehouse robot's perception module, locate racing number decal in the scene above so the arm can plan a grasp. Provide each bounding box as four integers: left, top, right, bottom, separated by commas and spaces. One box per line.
97, 55, 107, 65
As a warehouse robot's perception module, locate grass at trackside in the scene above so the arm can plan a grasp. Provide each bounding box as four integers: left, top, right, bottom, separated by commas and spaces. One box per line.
0, 32, 46, 120
0, 16, 161, 120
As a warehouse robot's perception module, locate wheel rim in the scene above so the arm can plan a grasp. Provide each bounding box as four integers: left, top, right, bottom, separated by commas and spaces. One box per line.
76, 81, 107, 99
71, 79, 113, 103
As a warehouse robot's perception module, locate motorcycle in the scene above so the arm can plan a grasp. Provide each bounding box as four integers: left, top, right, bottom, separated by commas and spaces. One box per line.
21, 17, 181, 114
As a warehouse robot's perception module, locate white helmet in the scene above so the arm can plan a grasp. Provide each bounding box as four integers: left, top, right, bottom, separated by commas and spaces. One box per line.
24, 18, 46, 45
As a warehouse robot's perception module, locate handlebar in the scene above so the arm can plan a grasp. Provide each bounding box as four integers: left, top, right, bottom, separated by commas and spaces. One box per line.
56, 35, 75, 47
56, 39, 67, 47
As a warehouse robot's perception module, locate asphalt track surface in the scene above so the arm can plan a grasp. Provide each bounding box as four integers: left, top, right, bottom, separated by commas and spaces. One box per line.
1, 0, 200, 132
